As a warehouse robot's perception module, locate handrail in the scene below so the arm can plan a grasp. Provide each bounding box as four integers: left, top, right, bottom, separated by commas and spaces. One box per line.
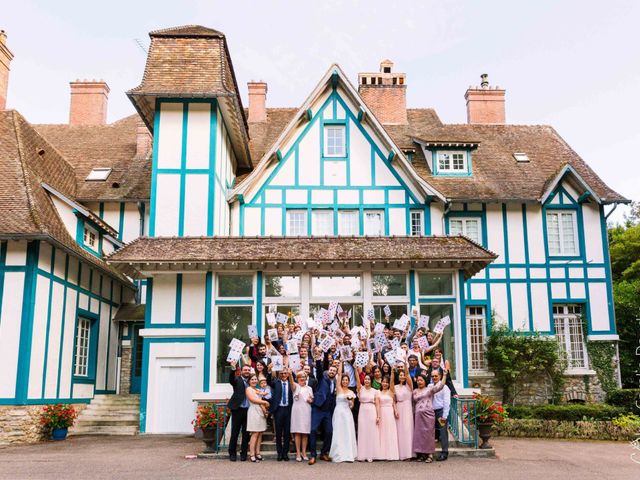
449, 396, 478, 448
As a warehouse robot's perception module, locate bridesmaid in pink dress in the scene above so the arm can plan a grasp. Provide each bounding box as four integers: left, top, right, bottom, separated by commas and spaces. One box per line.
355, 368, 380, 462
375, 376, 399, 460
413, 368, 447, 462
393, 364, 414, 460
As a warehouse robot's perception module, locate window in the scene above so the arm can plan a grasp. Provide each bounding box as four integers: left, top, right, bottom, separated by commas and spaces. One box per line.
324, 125, 345, 157
83, 225, 98, 249
553, 304, 587, 370
311, 275, 361, 297
372, 274, 407, 296
513, 153, 529, 162
546, 211, 578, 256
467, 306, 487, 371
287, 210, 307, 236
218, 275, 253, 297
310, 303, 363, 327
449, 218, 481, 244
265, 275, 300, 298
373, 304, 407, 323
312, 210, 333, 236
85, 168, 112, 181
217, 306, 253, 382
364, 211, 384, 236
437, 151, 467, 173
74, 317, 91, 377
410, 211, 423, 236
338, 210, 359, 236
420, 304, 456, 380
418, 272, 453, 296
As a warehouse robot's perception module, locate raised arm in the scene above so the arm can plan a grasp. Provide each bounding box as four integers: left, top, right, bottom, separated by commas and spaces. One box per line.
424, 332, 443, 353
355, 367, 362, 393
404, 360, 414, 390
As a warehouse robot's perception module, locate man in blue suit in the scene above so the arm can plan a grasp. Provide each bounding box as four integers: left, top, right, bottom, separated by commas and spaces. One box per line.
308, 360, 337, 465
270, 369, 294, 461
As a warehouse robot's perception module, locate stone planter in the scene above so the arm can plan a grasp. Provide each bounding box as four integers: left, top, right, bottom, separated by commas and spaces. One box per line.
51, 428, 68, 441
200, 427, 220, 454
478, 422, 493, 449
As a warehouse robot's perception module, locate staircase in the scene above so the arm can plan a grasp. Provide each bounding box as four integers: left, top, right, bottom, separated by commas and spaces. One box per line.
69, 394, 140, 436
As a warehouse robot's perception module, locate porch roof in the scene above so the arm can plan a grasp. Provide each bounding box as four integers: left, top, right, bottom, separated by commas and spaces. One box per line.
107, 235, 497, 279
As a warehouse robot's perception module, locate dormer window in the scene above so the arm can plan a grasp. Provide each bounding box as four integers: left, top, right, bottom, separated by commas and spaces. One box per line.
86, 168, 112, 181
83, 225, 98, 249
436, 151, 469, 174
324, 125, 346, 157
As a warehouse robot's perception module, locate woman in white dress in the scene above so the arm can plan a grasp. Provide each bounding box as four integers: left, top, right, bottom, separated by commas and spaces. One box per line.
330, 360, 358, 463
289, 369, 314, 462
245, 374, 270, 462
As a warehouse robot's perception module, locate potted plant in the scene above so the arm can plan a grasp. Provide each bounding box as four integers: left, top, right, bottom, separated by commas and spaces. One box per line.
40, 404, 78, 441
473, 393, 508, 449
193, 403, 228, 453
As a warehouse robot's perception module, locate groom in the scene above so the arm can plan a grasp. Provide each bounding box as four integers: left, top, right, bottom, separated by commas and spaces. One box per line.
308, 360, 338, 465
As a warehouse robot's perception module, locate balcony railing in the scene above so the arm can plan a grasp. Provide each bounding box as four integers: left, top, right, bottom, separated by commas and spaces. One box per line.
449, 396, 478, 448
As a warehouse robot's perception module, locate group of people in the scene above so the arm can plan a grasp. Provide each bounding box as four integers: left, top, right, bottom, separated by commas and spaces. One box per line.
226, 313, 456, 464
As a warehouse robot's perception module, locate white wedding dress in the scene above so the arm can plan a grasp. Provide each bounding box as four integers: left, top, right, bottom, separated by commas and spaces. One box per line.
329, 392, 358, 462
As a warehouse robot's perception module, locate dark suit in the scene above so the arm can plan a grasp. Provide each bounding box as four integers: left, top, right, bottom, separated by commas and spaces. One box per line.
270, 378, 294, 459
309, 363, 336, 458
226, 369, 250, 459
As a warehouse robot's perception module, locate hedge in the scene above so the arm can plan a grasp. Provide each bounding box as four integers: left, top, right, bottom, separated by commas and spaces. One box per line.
507, 403, 626, 421
606, 389, 640, 414
493, 418, 636, 441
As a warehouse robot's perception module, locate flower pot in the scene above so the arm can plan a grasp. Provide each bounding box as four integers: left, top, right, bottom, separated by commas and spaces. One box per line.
478, 422, 493, 449
201, 427, 217, 454
51, 428, 68, 441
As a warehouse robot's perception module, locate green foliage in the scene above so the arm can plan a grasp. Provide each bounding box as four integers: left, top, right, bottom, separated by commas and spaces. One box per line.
612, 413, 640, 430
493, 418, 636, 441
506, 403, 625, 421
606, 388, 640, 414
609, 222, 640, 281
585, 338, 618, 394
486, 325, 566, 405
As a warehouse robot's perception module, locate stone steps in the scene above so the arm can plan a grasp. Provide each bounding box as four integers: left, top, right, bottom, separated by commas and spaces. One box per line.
69, 394, 140, 436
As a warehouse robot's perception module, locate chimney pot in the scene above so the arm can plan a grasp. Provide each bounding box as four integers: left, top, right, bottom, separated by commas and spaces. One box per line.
0, 29, 14, 110
69, 80, 110, 125
247, 81, 268, 123
464, 73, 506, 124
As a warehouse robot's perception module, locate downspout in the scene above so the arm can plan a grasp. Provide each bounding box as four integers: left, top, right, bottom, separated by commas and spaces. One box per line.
604, 203, 618, 221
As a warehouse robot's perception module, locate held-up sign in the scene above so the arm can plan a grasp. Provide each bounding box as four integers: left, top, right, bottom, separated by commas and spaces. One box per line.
266, 312, 277, 327
374, 323, 385, 334
433, 316, 451, 335
320, 336, 335, 352
229, 338, 246, 352
396, 314, 410, 331
411, 305, 419, 318
276, 312, 288, 324
247, 325, 258, 339
267, 328, 278, 342
287, 340, 299, 354
354, 351, 369, 368
417, 335, 430, 350
383, 305, 392, 318
340, 346, 353, 361
418, 315, 430, 329
289, 353, 301, 372
271, 355, 284, 372
366, 308, 375, 321
384, 350, 397, 366
226, 349, 242, 363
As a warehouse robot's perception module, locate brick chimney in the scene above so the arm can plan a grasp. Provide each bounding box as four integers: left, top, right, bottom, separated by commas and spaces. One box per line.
247, 81, 267, 123
136, 119, 152, 157
0, 30, 15, 110
465, 74, 505, 124
69, 79, 109, 125
358, 60, 407, 125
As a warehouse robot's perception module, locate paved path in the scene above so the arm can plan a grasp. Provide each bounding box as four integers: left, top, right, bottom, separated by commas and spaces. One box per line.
0, 435, 637, 480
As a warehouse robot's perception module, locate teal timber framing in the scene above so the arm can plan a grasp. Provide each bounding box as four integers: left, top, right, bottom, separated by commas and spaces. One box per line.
240, 86, 428, 236
3, 240, 125, 405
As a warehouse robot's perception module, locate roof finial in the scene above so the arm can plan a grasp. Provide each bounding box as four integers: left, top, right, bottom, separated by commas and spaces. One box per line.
480, 73, 489, 89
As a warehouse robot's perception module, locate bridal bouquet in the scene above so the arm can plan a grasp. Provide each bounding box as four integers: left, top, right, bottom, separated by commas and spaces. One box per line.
346, 391, 356, 401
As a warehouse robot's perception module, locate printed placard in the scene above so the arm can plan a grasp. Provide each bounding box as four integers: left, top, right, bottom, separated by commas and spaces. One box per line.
366, 308, 375, 321
229, 338, 246, 352
226, 349, 242, 363
287, 340, 299, 354
384, 350, 397, 366
267, 328, 278, 342
266, 312, 277, 327
247, 325, 258, 339
411, 305, 419, 318
340, 346, 353, 361
271, 355, 284, 372
367, 338, 379, 353
383, 305, 392, 318
307, 318, 317, 330
374, 323, 385, 334
395, 314, 410, 331
390, 337, 401, 351
276, 312, 288, 324
417, 335, 430, 350
320, 336, 335, 352
289, 353, 301, 372
268, 304, 278, 314
418, 315, 430, 329
354, 351, 369, 368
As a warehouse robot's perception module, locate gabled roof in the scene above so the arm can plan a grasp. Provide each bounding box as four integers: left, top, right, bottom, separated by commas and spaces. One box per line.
0, 110, 133, 286
231, 64, 446, 202
539, 163, 604, 205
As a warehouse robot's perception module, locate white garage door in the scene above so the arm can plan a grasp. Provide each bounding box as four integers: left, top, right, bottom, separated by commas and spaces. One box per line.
152, 357, 198, 433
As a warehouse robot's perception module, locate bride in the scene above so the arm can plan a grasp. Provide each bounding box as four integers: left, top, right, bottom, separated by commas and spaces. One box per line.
329, 360, 358, 462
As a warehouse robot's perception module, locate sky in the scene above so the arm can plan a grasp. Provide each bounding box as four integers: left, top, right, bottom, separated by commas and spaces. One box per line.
3, 0, 639, 223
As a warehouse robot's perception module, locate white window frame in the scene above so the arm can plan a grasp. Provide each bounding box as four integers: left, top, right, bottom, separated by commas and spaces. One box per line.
553, 304, 588, 371
449, 217, 481, 244
467, 306, 488, 372
74, 317, 91, 377
546, 211, 579, 256
437, 151, 468, 173
364, 210, 384, 236
323, 125, 346, 157
83, 225, 98, 249
85, 167, 112, 181
312, 210, 334, 236
410, 210, 423, 236
286, 210, 308, 236
338, 210, 359, 236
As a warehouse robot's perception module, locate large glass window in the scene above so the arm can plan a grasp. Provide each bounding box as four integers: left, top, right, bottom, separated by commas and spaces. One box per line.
217, 306, 253, 383
553, 304, 587, 369
287, 210, 307, 236
338, 210, 359, 236
324, 125, 346, 157
467, 306, 487, 372
218, 275, 253, 297
310, 303, 363, 327
546, 211, 578, 256
312, 210, 333, 236
265, 275, 300, 298
418, 272, 453, 296
364, 211, 384, 236
420, 304, 456, 380
74, 317, 91, 377
449, 218, 481, 244
372, 273, 407, 296
264, 305, 300, 321
373, 304, 407, 323
311, 275, 361, 297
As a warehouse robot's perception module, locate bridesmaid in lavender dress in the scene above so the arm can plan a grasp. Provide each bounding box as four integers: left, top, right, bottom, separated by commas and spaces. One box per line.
355, 368, 380, 462
412, 368, 448, 462
393, 364, 414, 460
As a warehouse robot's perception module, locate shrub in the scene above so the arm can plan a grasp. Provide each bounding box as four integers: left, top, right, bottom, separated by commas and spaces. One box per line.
40, 404, 78, 432
506, 403, 625, 421
606, 388, 640, 414
612, 413, 640, 430
192, 403, 228, 431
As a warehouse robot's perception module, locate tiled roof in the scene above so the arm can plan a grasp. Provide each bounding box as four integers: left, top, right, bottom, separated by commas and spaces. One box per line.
107, 235, 497, 278
35, 114, 151, 202
0, 110, 133, 286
